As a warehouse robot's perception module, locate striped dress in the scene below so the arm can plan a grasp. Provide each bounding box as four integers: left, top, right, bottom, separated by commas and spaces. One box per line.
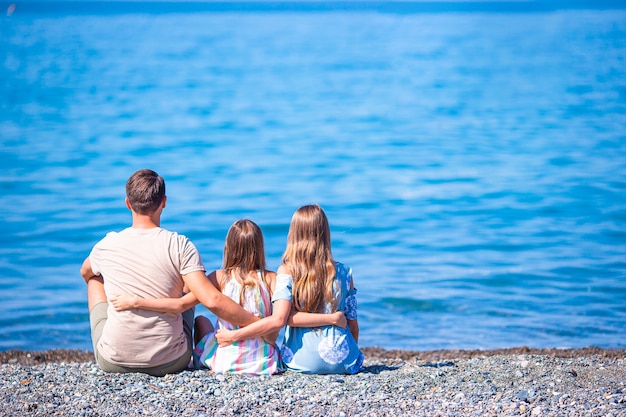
194, 270, 281, 375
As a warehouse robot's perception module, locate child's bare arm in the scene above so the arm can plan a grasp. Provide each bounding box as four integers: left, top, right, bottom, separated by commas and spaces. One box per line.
216, 299, 291, 346
346, 275, 359, 341
110, 292, 198, 314
348, 319, 359, 342
288, 310, 347, 328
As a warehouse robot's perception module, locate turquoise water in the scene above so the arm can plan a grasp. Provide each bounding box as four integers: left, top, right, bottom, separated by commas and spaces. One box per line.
1, 2, 625, 352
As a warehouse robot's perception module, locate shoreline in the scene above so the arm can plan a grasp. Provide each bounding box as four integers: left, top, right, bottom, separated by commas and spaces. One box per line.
4, 347, 625, 416
2, 346, 625, 366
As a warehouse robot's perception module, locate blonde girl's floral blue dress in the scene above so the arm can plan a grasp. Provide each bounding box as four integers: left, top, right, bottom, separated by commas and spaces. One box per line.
280, 262, 364, 374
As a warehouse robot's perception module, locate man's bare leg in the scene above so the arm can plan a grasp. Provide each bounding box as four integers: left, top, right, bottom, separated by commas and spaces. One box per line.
87, 276, 106, 311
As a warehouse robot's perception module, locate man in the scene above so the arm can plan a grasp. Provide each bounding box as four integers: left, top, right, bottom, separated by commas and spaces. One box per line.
80, 169, 257, 376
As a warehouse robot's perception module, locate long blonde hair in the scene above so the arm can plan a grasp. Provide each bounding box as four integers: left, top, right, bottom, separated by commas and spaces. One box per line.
282, 204, 336, 313
221, 219, 269, 305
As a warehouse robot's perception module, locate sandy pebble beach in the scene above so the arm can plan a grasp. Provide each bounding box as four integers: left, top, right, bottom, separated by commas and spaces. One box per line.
2, 347, 625, 416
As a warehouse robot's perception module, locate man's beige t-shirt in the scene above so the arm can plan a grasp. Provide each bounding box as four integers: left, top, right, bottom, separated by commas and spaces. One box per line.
89, 227, 205, 367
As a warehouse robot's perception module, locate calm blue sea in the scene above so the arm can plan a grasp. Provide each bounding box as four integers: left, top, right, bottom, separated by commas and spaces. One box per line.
1, 1, 625, 352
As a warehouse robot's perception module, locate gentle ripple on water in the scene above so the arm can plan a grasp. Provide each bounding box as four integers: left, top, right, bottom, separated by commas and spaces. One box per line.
0, 5, 625, 351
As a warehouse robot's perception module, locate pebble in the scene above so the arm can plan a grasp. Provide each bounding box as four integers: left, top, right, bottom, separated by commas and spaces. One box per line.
2, 355, 625, 416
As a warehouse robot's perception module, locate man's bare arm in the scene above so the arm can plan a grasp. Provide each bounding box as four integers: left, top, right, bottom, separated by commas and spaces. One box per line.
183, 270, 258, 327
80, 257, 100, 283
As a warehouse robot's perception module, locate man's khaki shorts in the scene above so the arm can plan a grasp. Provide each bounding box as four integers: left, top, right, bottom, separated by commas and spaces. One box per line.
89, 302, 193, 377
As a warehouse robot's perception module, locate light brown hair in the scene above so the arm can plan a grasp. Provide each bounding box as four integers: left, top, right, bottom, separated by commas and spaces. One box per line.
282, 204, 336, 313
221, 219, 269, 305
125, 169, 165, 215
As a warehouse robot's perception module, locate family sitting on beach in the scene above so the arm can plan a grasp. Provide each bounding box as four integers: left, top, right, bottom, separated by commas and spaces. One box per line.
80, 169, 364, 377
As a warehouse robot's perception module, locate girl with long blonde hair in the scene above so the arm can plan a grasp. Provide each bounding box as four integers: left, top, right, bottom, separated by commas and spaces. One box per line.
279, 204, 363, 374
